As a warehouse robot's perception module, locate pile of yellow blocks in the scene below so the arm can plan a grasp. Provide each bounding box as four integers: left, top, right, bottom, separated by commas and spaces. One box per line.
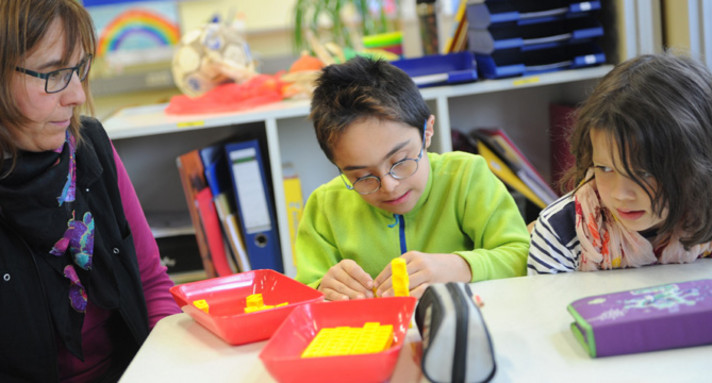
301, 322, 394, 358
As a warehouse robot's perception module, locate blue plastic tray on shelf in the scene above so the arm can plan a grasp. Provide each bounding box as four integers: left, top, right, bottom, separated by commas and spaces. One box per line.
391, 51, 478, 88
468, 16, 603, 55
475, 42, 606, 79
467, 0, 601, 29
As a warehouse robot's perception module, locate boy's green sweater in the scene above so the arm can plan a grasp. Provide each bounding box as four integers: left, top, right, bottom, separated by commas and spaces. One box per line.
295, 151, 530, 288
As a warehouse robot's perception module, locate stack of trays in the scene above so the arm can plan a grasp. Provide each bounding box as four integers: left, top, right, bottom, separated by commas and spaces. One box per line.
466, 0, 606, 79
391, 51, 478, 88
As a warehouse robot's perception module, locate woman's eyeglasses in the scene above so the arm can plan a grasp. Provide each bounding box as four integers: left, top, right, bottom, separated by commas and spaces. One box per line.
340, 122, 428, 195
15, 55, 92, 94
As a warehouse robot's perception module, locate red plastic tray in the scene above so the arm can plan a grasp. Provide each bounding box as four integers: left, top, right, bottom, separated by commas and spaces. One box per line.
259, 297, 417, 383
169, 269, 324, 345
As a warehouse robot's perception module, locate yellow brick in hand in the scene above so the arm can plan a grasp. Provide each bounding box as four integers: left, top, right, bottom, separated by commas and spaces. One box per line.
391, 258, 410, 297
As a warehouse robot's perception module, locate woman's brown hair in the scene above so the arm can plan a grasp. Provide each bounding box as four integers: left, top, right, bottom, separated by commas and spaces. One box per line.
0, 0, 96, 171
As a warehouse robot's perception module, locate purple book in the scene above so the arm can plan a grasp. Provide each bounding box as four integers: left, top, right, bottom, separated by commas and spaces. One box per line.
567, 279, 712, 357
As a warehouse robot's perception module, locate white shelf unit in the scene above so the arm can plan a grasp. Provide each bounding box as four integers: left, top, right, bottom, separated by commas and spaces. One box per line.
103, 65, 613, 278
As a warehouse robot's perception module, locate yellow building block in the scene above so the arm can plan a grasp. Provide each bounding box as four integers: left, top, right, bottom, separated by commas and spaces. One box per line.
391, 258, 410, 297
302, 327, 346, 358
301, 322, 394, 358
193, 299, 210, 313
244, 304, 273, 313
244, 293, 289, 313
350, 322, 393, 355
246, 293, 264, 307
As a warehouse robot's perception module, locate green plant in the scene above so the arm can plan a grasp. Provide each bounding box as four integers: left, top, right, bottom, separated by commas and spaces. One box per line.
293, 0, 390, 54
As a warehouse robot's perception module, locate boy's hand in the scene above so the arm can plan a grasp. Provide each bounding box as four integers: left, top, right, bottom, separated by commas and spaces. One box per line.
373, 252, 472, 299
318, 259, 375, 301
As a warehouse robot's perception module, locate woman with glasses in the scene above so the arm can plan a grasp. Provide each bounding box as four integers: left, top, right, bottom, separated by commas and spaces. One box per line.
0, 1, 180, 381
296, 57, 530, 300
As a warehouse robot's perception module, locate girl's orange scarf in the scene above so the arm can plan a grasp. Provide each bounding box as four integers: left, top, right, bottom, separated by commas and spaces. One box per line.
574, 177, 711, 271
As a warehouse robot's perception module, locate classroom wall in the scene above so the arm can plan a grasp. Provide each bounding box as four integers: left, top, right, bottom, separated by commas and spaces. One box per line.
662, 0, 691, 52
93, 0, 299, 120
177, 0, 296, 57
95, 1, 712, 120
661, 0, 712, 70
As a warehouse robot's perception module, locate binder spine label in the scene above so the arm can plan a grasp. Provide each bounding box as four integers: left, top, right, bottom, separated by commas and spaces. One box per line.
229, 147, 272, 234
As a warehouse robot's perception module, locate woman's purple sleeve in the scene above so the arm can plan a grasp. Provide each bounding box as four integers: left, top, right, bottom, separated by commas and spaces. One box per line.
113, 145, 181, 327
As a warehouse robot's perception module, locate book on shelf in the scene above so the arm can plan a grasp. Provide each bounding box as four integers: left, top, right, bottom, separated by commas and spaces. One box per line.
195, 187, 235, 276
282, 163, 304, 266
176, 150, 217, 278
213, 193, 251, 273
470, 128, 558, 209
444, 0, 470, 54
199, 143, 232, 198
475, 140, 548, 209
199, 143, 249, 273
179, 137, 284, 274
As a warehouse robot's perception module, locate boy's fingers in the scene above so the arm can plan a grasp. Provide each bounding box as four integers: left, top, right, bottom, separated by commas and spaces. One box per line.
372, 267, 394, 298
320, 276, 363, 300
321, 287, 350, 301
318, 261, 370, 299
341, 260, 374, 290
409, 283, 429, 299
373, 263, 393, 288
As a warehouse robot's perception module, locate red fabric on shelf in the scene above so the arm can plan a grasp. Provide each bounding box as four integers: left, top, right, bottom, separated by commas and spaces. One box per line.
165, 74, 285, 115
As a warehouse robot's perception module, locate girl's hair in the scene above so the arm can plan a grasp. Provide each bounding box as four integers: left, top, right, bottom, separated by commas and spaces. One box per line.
565, 53, 712, 247
0, 0, 96, 169
310, 56, 431, 162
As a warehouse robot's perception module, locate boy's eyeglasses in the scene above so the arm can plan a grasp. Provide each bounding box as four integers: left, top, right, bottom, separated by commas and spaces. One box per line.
340, 122, 428, 195
15, 55, 92, 94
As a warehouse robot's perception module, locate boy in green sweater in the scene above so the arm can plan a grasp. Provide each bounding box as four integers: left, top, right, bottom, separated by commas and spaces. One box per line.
295, 56, 529, 300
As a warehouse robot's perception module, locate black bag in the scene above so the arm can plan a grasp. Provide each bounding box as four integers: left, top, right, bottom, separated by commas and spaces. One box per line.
415, 282, 496, 383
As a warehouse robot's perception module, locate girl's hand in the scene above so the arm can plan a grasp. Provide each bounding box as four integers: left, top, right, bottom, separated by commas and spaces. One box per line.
373, 252, 472, 299
318, 259, 375, 301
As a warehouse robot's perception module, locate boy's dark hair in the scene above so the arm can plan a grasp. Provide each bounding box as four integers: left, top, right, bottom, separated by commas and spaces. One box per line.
565, 53, 712, 247
310, 56, 431, 162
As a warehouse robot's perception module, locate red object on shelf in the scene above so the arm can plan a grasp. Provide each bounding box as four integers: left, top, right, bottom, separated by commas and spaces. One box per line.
195, 188, 233, 276
176, 150, 216, 278
169, 269, 324, 345
259, 297, 417, 383
165, 74, 285, 115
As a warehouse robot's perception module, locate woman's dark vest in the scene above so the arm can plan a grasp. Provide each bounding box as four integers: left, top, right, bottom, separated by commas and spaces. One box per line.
0, 117, 150, 382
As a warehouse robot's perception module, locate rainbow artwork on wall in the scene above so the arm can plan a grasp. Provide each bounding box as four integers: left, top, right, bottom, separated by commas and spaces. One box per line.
88, 1, 180, 58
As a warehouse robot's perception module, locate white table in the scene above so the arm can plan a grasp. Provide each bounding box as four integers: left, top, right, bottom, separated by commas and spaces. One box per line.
478, 260, 711, 383
120, 260, 712, 382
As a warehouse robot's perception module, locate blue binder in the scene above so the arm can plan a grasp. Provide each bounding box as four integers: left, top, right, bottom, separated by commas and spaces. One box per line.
199, 144, 232, 197
225, 140, 283, 272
